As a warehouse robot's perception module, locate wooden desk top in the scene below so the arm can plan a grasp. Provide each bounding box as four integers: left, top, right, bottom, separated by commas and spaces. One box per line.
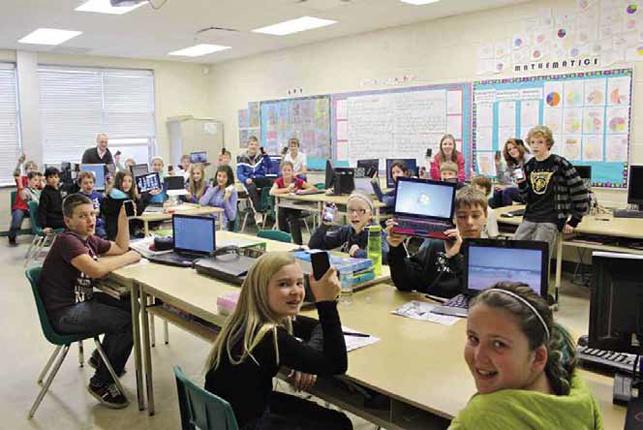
495, 205, 643, 239
134, 204, 223, 222
277, 192, 386, 208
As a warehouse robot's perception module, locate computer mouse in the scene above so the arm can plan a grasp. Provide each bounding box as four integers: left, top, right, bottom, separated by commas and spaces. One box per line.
577, 335, 588, 347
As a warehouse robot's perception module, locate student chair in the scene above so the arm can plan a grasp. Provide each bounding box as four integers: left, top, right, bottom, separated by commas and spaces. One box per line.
257, 228, 292, 243
24, 201, 63, 267
25, 267, 127, 418
173, 366, 239, 430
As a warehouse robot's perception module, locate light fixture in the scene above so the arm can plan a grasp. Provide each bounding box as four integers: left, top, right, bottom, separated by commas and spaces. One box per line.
252, 16, 337, 36
168, 44, 231, 57
400, 0, 440, 5
18, 28, 82, 46
75, 0, 146, 15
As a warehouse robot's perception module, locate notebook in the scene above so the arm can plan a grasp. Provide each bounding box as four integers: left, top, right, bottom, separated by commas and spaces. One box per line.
147, 214, 216, 267
391, 177, 456, 240
431, 239, 549, 318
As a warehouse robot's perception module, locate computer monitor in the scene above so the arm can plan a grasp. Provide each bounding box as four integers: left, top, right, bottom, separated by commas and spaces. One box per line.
131, 163, 149, 178
324, 159, 335, 189
172, 214, 216, 255
386, 158, 417, 188
333, 167, 355, 195
463, 239, 549, 299
190, 151, 208, 164
79, 164, 106, 190
165, 176, 188, 197
627, 165, 643, 210
267, 155, 282, 177
356, 159, 379, 178
589, 251, 643, 354
135, 172, 161, 193
575, 165, 592, 180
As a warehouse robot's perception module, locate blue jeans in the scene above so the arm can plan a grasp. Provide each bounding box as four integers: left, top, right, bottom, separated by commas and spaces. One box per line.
489, 187, 523, 208
9, 209, 28, 240
50, 292, 132, 385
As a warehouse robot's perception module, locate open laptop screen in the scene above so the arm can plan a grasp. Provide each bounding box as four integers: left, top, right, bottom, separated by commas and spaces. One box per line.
80, 164, 106, 190
394, 178, 455, 220
131, 164, 149, 177
173, 215, 216, 254
135, 172, 161, 193
464, 239, 548, 299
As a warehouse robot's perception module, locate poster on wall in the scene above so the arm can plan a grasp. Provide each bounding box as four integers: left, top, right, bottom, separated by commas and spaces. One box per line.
472, 68, 632, 188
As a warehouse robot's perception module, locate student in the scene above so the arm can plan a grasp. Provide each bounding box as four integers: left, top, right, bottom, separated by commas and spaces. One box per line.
182, 163, 210, 203
309, 191, 389, 260
449, 282, 603, 429
236, 135, 273, 212
372, 159, 410, 209
8, 171, 42, 245
283, 137, 307, 178
148, 156, 167, 204
10, 155, 39, 241
178, 154, 191, 181
471, 175, 499, 238
204, 252, 351, 430
489, 138, 531, 208
218, 148, 232, 166
269, 160, 316, 245
430, 134, 465, 182
39, 193, 140, 408
37, 167, 65, 233
199, 165, 238, 230
78, 171, 107, 238
440, 161, 466, 189
514, 126, 589, 259
386, 187, 488, 297
102, 171, 147, 240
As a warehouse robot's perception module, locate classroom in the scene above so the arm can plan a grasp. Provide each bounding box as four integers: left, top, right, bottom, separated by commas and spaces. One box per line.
1, 0, 642, 429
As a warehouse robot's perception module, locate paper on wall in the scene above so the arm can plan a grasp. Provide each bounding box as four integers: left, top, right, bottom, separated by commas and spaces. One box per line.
477, 152, 497, 177
336, 120, 348, 141
563, 108, 583, 134
498, 127, 516, 149
584, 78, 606, 105
607, 77, 631, 106
563, 80, 584, 107
446, 91, 463, 115
606, 107, 629, 134
605, 135, 628, 162
582, 135, 603, 161
447, 115, 463, 139
476, 127, 493, 151
582, 107, 604, 135
520, 100, 540, 129
336, 99, 348, 120
543, 108, 563, 134
498, 101, 517, 128
476, 103, 494, 125
562, 135, 582, 161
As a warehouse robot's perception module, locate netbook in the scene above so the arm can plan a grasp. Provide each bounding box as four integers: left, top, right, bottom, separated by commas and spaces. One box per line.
165, 175, 188, 196
147, 214, 216, 267
431, 239, 549, 318
391, 177, 456, 240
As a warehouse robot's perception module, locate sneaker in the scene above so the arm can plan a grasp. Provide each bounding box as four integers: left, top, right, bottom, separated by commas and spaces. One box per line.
88, 350, 126, 377
8, 237, 17, 247
88, 382, 129, 409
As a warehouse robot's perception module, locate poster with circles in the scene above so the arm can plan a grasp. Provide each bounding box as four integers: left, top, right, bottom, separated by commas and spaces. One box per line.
473, 68, 632, 188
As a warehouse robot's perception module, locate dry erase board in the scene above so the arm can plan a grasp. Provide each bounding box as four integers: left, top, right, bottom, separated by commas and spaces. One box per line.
331, 83, 472, 174
473, 69, 632, 188
260, 96, 331, 167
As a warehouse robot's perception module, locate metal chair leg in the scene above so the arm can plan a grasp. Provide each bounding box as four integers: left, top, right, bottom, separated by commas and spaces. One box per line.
37, 345, 62, 385
24, 236, 43, 267
29, 344, 70, 418
93, 338, 127, 400
163, 321, 169, 345
78, 340, 84, 367
150, 315, 156, 348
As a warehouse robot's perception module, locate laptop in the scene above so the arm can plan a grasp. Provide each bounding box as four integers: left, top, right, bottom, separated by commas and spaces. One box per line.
80, 164, 106, 191
391, 177, 457, 240
147, 214, 216, 267
131, 163, 149, 178
354, 176, 374, 195
190, 151, 208, 163
135, 172, 161, 193
165, 175, 188, 197
431, 239, 549, 318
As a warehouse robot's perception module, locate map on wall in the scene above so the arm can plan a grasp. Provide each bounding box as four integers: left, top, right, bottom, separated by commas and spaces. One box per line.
473, 68, 632, 187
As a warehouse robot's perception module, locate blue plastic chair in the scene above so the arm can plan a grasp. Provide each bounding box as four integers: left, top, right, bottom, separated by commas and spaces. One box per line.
173, 366, 238, 430
25, 267, 127, 417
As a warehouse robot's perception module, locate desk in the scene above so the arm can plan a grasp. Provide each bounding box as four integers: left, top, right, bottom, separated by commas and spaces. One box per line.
133, 204, 223, 235
274, 192, 388, 227
495, 205, 643, 297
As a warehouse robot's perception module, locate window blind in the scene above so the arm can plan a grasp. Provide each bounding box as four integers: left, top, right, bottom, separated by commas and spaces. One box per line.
0, 63, 21, 185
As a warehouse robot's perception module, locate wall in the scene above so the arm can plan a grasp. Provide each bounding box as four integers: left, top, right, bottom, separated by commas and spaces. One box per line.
208, 0, 642, 208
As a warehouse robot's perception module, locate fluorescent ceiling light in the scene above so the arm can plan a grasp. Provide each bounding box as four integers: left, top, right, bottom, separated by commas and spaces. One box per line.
252, 16, 337, 36
18, 28, 82, 45
75, 0, 146, 15
400, 0, 440, 5
168, 44, 231, 57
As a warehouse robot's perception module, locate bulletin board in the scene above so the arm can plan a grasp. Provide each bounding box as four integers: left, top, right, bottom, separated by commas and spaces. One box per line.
259, 96, 331, 167
331, 83, 472, 175
472, 68, 632, 188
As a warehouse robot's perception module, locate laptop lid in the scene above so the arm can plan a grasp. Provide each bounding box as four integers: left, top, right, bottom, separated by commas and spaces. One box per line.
135, 172, 161, 193
80, 164, 106, 191
164, 175, 186, 191
172, 214, 216, 255
354, 176, 373, 194
131, 163, 149, 177
463, 239, 548, 299
393, 177, 456, 222
190, 151, 208, 163
386, 158, 417, 188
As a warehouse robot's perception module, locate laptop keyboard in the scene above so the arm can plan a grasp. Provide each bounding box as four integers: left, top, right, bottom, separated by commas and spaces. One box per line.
430, 294, 469, 318
443, 294, 469, 309
395, 218, 450, 235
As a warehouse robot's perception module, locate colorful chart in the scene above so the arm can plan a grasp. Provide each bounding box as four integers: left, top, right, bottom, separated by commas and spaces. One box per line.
583, 111, 603, 134
546, 92, 561, 106
611, 88, 627, 104
566, 91, 582, 106
557, 29, 567, 38
586, 89, 604, 105
609, 116, 627, 133
627, 4, 638, 14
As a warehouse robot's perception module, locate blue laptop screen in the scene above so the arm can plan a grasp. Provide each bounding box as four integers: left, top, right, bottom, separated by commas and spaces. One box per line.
467, 245, 544, 294
80, 164, 105, 190
395, 180, 454, 219
173, 216, 215, 254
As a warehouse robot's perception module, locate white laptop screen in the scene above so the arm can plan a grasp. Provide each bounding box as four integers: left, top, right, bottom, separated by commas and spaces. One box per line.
394, 179, 454, 220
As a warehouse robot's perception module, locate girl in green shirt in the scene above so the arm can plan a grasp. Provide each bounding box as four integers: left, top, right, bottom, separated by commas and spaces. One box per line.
450, 282, 603, 430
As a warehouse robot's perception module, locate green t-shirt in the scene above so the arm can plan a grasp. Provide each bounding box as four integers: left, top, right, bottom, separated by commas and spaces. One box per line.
449, 372, 603, 430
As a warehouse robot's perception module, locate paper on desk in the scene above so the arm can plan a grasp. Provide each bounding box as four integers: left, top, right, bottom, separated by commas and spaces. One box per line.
392, 301, 460, 326
343, 326, 380, 352
129, 237, 172, 258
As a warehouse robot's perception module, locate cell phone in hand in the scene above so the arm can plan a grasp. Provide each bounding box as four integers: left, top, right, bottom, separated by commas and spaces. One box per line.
322, 204, 336, 223
310, 251, 331, 281
512, 167, 525, 181
124, 199, 136, 217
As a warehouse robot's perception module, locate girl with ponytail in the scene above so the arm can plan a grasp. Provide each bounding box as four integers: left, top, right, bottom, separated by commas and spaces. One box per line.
449, 282, 603, 429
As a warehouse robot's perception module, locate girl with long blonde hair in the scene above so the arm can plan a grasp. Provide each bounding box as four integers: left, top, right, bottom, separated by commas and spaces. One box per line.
183, 163, 209, 203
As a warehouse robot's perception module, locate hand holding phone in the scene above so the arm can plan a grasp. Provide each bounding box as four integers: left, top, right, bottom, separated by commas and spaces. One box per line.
310, 251, 331, 281
124, 199, 136, 217
512, 167, 525, 182
321, 204, 337, 224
